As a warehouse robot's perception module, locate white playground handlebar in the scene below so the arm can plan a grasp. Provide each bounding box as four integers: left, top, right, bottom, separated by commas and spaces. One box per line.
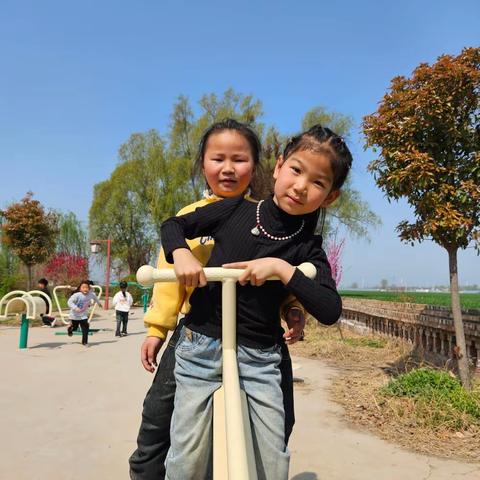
136, 262, 316, 286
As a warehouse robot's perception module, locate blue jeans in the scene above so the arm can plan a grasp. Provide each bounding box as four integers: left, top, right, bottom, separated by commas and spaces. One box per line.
129, 317, 294, 480
165, 327, 289, 480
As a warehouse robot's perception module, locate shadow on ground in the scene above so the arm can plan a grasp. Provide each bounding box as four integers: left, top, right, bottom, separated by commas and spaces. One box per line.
291, 472, 319, 480
29, 340, 119, 349
29, 342, 68, 349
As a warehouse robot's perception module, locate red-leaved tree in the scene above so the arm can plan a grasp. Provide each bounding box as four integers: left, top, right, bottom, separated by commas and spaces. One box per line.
363, 47, 479, 389
1, 192, 58, 289
44, 253, 88, 286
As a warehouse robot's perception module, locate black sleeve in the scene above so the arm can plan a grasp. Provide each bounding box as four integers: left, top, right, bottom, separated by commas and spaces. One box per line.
285, 235, 342, 326
161, 195, 244, 264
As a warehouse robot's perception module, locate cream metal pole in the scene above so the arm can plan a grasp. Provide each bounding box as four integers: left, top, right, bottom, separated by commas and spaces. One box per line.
53, 286, 75, 325
221, 278, 257, 480
88, 285, 103, 323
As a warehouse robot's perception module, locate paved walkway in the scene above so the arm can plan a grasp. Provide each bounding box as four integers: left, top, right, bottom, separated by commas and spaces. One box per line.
0, 307, 479, 480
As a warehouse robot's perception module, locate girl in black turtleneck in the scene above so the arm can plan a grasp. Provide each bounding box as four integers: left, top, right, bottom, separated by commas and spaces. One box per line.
161, 125, 352, 480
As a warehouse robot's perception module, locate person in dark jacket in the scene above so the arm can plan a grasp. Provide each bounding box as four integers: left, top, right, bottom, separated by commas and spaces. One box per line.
37, 278, 54, 327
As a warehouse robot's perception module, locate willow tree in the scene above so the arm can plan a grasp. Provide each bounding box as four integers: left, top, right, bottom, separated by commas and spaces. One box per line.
262, 106, 381, 238
363, 48, 480, 389
55, 211, 88, 257
168, 89, 264, 198
90, 156, 157, 273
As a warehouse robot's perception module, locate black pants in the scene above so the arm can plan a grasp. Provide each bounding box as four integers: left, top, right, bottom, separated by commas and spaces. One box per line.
41, 314, 54, 326
71, 319, 89, 344
116, 311, 129, 335
129, 318, 295, 480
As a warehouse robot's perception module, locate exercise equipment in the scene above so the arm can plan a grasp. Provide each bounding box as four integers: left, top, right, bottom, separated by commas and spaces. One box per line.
52, 285, 103, 324
0, 290, 53, 348
136, 262, 316, 480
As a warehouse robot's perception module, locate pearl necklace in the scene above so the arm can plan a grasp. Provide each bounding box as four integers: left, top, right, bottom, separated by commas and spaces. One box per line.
251, 200, 304, 241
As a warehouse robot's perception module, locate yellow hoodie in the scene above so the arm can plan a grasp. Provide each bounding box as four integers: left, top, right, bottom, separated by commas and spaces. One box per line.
144, 194, 305, 339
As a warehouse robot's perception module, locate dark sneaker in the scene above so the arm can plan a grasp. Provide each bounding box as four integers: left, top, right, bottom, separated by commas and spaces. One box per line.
67, 326, 73, 337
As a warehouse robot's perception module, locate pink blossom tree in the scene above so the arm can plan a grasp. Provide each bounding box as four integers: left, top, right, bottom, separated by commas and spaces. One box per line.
326, 237, 345, 287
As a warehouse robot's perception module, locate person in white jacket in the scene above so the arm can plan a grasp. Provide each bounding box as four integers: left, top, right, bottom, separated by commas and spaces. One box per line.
113, 281, 133, 337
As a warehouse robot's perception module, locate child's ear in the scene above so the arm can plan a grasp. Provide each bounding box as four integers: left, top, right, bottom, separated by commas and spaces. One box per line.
273, 155, 285, 180
322, 189, 340, 207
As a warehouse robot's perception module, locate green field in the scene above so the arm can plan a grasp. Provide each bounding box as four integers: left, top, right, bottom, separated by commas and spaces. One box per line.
340, 290, 480, 310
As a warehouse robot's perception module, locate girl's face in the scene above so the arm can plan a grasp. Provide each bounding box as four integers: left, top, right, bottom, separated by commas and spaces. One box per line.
273, 149, 340, 216
202, 130, 255, 198
79, 284, 90, 294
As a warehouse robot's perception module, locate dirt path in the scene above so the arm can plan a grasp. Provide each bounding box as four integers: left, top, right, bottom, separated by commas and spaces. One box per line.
0, 308, 478, 480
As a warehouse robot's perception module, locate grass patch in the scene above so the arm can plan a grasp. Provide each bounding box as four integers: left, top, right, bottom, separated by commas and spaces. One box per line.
340, 290, 480, 309
289, 319, 407, 367
343, 337, 387, 349
293, 322, 480, 460
2, 317, 43, 327
48, 292, 69, 309
381, 368, 480, 430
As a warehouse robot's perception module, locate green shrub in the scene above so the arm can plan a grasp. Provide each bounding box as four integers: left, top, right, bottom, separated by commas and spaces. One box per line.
382, 368, 480, 429
0, 243, 22, 298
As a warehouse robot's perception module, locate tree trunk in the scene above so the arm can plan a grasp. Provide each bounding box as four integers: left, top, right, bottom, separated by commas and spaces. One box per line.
127, 247, 150, 275
26, 264, 33, 291
447, 247, 471, 390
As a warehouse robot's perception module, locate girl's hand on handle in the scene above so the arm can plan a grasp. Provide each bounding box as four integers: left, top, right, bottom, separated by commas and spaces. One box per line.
141, 336, 165, 373
223, 258, 295, 286
172, 248, 207, 287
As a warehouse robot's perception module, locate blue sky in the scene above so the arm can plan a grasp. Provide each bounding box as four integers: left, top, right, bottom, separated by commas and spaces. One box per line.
1, 0, 479, 287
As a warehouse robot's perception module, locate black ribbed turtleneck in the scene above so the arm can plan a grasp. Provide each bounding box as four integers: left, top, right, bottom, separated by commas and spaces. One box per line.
161, 195, 341, 348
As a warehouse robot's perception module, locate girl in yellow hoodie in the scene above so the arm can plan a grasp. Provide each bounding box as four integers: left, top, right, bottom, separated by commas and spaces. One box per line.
129, 119, 306, 480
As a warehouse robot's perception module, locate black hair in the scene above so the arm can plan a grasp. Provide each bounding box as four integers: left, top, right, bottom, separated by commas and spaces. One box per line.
281, 124, 352, 236
38, 278, 48, 287
282, 124, 352, 191
193, 118, 264, 197
78, 280, 91, 289
119, 281, 128, 298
